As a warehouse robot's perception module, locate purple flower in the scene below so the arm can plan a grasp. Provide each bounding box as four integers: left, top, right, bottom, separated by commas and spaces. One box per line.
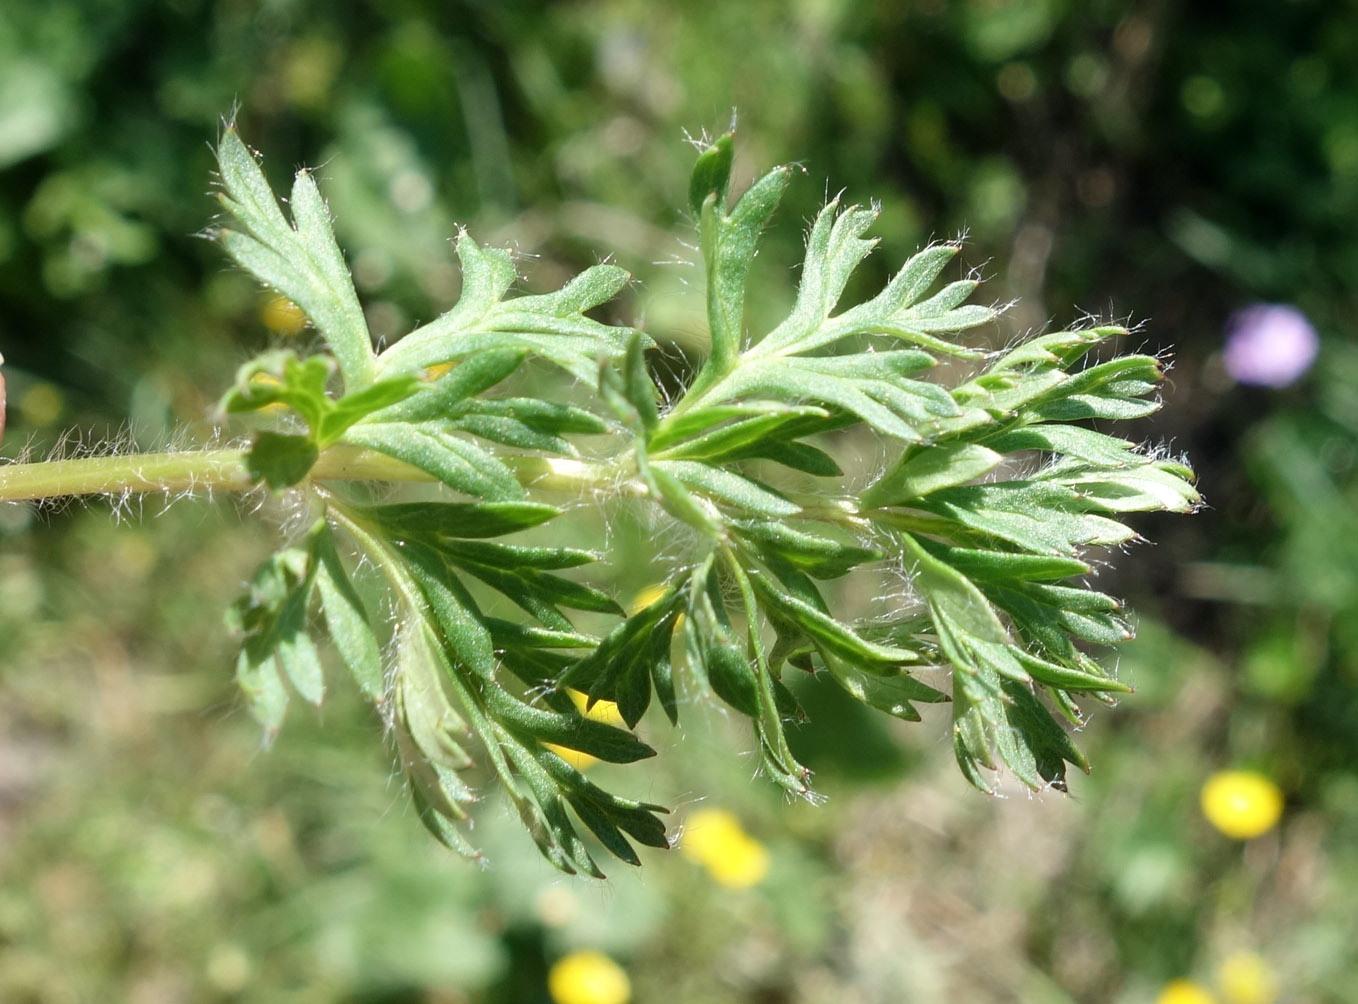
1223, 303, 1319, 388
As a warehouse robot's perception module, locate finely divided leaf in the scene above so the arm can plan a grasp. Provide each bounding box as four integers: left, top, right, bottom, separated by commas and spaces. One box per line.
376, 232, 639, 385
216, 128, 375, 390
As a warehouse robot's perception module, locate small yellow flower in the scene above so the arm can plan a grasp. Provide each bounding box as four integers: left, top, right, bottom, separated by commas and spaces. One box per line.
567, 689, 626, 728
17, 382, 64, 427
1156, 979, 1218, 1004
1200, 771, 1284, 840
1218, 951, 1279, 1004
680, 807, 770, 888
543, 690, 628, 771
259, 295, 308, 336
547, 950, 631, 1004
631, 581, 684, 627
630, 582, 670, 613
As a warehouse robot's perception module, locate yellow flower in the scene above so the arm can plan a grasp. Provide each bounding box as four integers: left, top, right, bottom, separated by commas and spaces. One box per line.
679, 807, 770, 888
544, 586, 678, 772
548, 950, 631, 1004
1200, 771, 1284, 840
630, 582, 670, 612
259, 295, 308, 336
17, 382, 64, 427
1156, 979, 1218, 1004
1218, 951, 1279, 1004
543, 690, 627, 771
630, 581, 685, 629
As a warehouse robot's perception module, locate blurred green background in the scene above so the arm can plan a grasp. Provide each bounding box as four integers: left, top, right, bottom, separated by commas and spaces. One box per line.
2, 1, 1356, 1002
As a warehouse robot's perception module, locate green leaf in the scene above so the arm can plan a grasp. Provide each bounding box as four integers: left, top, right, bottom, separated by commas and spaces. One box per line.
316, 375, 422, 444
824, 661, 948, 721
754, 200, 880, 356
651, 401, 851, 476
1040, 459, 1201, 514
693, 162, 794, 384
1014, 648, 1131, 695
1000, 678, 1090, 787
365, 501, 560, 540
479, 685, 655, 764
733, 520, 880, 579
443, 538, 596, 570
1023, 355, 1164, 422
988, 327, 1123, 374
222, 348, 420, 452
396, 625, 474, 773
899, 531, 1097, 791
455, 397, 608, 436
988, 581, 1131, 650
911, 540, 1091, 583
654, 459, 800, 517
985, 424, 1141, 467
235, 648, 289, 736
247, 432, 318, 491
499, 739, 605, 877
707, 357, 959, 442
757, 441, 844, 476
418, 534, 620, 633
652, 406, 830, 463
912, 481, 1138, 555
543, 751, 670, 865
688, 130, 734, 218
903, 534, 1014, 654
398, 540, 496, 680
227, 547, 322, 726
690, 622, 761, 718
216, 129, 375, 390
642, 463, 723, 537
864, 442, 1003, 507
372, 349, 526, 423
376, 232, 638, 385
648, 400, 827, 452
600, 331, 660, 435
682, 561, 765, 721
888, 243, 964, 311
451, 414, 575, 456
558, 584, 684, 727
486, 619, 594, 695
310, 522, 384, 701
747, 568, 920, 672
220, 350, 333, 428
621, 332, 659, 434
343, 422, 524, 499
273, 579, 326, 705
747, 228, 992, 360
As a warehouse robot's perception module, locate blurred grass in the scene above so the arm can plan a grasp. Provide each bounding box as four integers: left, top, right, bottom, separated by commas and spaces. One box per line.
3, 1, 1357, 1001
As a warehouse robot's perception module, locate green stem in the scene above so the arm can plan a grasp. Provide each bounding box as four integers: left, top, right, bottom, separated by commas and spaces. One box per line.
0, 444, 638, 503
0, 448, 253, 501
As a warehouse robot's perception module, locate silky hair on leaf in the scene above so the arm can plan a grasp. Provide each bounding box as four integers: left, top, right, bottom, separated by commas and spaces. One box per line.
0, 120, 1198, 876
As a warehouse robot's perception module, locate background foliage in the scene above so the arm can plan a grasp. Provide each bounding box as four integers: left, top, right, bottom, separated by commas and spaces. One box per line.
1, 1, 1354, 1001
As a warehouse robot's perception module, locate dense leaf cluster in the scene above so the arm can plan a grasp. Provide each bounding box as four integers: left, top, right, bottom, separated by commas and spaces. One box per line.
215, 125, 1197, 875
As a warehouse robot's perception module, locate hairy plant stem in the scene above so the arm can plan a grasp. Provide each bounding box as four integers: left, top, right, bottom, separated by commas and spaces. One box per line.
0, 448, 254, 501
0, 445, 637, 503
